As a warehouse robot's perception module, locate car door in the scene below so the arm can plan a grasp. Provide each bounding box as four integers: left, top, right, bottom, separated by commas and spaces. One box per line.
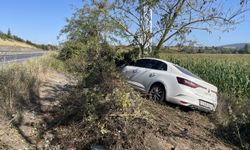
122, 59, 145, 80
122, 59, 151, 91
133, 60, 168, 91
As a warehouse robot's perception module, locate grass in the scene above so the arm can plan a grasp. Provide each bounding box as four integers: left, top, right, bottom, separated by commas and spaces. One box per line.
0, 38, 37, 50
0, 52, 66, 118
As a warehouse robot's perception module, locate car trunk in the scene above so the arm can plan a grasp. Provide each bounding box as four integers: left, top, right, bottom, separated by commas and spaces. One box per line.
189, 76, 218, 103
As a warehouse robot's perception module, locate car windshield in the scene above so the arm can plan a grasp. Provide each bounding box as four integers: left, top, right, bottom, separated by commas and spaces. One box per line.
174, 65, 201, 79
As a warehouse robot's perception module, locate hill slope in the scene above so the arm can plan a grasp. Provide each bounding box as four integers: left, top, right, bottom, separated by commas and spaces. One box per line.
0, 38, 37, 50
220, 43, 249, 49
0, 32, 58, 51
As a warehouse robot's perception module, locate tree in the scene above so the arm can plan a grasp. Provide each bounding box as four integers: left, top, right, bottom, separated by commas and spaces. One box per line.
244, 44, 250, 53
60, 0, 120, 81
7, 28, 11, 37
108, 0, 249, 56
60, 1, 122, 45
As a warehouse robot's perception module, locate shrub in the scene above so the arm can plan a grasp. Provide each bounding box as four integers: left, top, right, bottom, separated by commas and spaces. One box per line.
59, 41, 85, 60
115, 47, 140, 67
41, 41, 151, 149
46, 71, 150, 149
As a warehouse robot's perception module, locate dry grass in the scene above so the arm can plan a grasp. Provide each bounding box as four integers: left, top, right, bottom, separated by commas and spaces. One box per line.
0, 64, 40, 118
0, 38, 37, 49
0, 52, 65, 118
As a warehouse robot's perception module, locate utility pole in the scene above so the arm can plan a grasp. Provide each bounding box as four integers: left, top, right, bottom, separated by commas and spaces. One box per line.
140, 1, 152, 54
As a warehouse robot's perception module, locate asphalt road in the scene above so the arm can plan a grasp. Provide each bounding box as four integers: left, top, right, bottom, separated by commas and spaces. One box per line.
0, 52, 46, 63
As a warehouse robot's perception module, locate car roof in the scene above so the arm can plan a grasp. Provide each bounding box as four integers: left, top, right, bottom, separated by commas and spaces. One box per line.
140, 57, 174, 66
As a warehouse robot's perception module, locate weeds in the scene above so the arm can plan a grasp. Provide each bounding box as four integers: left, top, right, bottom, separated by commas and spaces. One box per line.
0, 64, 40, 118
214, 94, 250, 149
0, 52, 65, 119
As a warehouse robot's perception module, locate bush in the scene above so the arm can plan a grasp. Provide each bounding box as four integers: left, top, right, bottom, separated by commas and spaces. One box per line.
59, 41, 85, 60
46, 71, 150, 149
40, 41, 151, 149
115, 47, 140, 67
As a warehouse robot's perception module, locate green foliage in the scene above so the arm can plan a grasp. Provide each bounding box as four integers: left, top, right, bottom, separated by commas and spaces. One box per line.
115, 47, 140, 67
244, 44, 250, 54
83, 42, 117, 87
0, 31, 12, 40
59, 41, 85, 60
60, 1, 122, 45
7, 28, 11, 37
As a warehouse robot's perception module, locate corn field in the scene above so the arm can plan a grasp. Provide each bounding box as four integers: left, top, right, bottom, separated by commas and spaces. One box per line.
160, 54, 250, 98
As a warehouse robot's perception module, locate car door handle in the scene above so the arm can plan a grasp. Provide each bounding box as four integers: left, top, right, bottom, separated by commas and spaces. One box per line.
149, 73, 156, 77
133, 69, 138, 73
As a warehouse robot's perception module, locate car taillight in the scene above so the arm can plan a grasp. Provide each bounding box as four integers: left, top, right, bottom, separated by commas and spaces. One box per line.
176, 77, 203, 88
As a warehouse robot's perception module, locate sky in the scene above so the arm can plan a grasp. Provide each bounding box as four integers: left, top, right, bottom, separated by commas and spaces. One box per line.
0, 0, 82, 45
0, 0, 249, 46
188, 19, 250, 46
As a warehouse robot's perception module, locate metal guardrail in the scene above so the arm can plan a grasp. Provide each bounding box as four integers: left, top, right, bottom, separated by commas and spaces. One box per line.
0, 51, 47, 64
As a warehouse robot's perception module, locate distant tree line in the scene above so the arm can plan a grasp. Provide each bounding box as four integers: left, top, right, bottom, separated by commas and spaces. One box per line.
0, 30, 58, 50
178, 45, 250, 54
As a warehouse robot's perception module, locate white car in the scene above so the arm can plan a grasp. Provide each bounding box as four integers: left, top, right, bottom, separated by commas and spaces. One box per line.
121, 58, 218, 112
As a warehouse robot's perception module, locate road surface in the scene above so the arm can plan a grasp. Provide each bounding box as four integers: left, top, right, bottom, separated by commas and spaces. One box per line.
0, 51, 46, 63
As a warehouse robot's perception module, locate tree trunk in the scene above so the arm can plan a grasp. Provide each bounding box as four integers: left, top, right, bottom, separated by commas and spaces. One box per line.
140, 44, 144, 58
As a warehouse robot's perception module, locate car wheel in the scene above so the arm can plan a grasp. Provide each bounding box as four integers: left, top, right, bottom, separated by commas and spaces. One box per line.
149, 84, 165, 103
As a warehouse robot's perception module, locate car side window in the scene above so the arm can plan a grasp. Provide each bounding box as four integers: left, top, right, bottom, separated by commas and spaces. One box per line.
151, 60, 168, 71
134, 59, 148, 68
134, 59, 167, 71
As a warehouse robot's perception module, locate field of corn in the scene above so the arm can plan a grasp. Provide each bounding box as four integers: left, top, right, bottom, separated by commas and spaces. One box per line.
160, 54, 250, 99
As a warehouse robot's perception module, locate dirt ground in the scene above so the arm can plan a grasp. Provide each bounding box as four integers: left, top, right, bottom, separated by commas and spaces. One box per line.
143, 101, 233, 150
0, 70, 234, 150
0, 70, 74, 149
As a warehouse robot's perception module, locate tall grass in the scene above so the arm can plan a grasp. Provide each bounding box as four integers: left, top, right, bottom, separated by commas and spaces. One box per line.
0, 52, 65, 118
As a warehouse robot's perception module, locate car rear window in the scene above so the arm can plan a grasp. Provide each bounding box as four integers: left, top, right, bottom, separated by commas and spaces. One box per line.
174, 65, 200, 79
151, 60, 167, 71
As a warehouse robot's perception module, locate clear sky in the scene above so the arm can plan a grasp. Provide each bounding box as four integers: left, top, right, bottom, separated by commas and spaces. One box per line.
0, 0, 82, 45
0, 0, 249, 46
188, 19, 250, 46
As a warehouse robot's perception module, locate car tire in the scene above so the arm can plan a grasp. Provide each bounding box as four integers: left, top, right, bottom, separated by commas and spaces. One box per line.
149, 84, 165, 103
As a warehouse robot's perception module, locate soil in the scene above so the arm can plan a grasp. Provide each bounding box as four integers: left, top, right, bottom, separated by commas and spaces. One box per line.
143, 101, 232, 150
0, 69, 74, 149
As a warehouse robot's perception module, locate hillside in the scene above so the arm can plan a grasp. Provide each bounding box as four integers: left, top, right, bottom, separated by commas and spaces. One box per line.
220, 43, 249, 49
0, 38, 38, 52
0, 32, 58, 51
